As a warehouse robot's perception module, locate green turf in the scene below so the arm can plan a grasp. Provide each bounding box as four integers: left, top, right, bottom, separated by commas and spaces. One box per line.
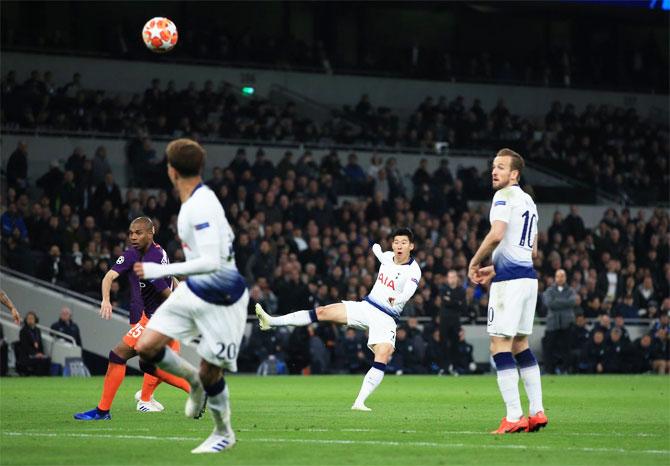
1, 375, 669, 465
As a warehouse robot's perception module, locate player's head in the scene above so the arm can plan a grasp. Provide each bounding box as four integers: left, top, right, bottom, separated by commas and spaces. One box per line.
166, 138, 206, 184
492, 148, 524, 190
128, 216, 154, 251
391, 227, 415, 261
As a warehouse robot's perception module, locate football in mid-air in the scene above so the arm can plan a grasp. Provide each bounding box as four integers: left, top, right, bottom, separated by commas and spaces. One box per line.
142, 17, 178, 53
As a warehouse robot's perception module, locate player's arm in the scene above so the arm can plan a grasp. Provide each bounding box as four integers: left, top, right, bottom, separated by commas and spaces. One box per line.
0, 290, 21, 324
137, 221, 222, 279
390, 278, 419, 307
371, 243, 392, 265
100, 270, 120, 320
532, 234, 538, 260
468, 220, 507, 284
389, 265, 421, 307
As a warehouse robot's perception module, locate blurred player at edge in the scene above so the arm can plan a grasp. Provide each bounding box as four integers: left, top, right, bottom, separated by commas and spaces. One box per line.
468, 148, 548, 434
0, 289, 22, 324
134, 139, 249, 454
74, 217, 190, 421
256, 227, 421, 411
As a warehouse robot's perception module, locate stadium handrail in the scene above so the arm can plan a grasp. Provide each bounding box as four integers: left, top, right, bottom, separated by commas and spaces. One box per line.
0, 265, 130, 321
0, 310, 77, 347
3, 46, 667, 96
269, 83, 364, 131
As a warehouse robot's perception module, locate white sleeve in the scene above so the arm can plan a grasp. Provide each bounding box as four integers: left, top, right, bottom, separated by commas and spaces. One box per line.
143, 214, 221, 279
394, 263, 421, 307
490, 190, 512, 224
371, 244, 394, 265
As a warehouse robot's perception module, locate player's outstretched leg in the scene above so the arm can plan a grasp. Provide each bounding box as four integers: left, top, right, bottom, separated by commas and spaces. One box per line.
192, 364, 236, 454
491, 351, 527, 434
256, 303, 348, 330
74, 349, 129, 421
514, 345, 547, 432
255, 303, 316, 330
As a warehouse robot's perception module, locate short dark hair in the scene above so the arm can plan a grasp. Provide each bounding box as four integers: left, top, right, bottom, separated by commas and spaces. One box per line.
496, 148, 525, 177
391, 227, 414, 243
166, 138, 206, 177
130, 216, 154, 233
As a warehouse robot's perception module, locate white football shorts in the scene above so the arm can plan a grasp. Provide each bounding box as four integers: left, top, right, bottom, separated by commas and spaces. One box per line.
147, 283, 249, 371
343, 300, 397, 350
487, 278, 538, 337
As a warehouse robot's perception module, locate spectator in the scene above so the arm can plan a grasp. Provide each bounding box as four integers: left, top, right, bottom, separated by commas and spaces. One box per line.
1, 202, 28, 240
631, 334, 656, 373
245, 239, 276, 283
389, 326, 424, 374
567, 314, 589, 373
579, 330, 607, 374
93, 173, 123, 210
451, 327, 476, 375
37, 245, 70, 286
91, 146, 112, 185
542, 269, 578, 374
439, 270, 466, 363
603, 328, 631, 373
6, 141, 28, 192
423, 328, 445, 374
50, 306, 82, 346
635, 277, 658, 311
17, 311, 51, 376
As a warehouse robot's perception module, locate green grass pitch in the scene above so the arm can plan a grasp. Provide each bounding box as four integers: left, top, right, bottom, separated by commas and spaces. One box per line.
1, 375, 668, 465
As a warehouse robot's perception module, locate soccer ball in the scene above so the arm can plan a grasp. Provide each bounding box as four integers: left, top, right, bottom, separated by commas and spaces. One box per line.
142, 17, 178, 53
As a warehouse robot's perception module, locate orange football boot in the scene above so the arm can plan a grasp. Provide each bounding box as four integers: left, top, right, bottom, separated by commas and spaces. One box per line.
528, 411, 548, 432
491, 416, 529, 434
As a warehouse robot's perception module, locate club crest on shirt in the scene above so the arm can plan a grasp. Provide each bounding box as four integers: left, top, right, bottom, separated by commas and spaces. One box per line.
116, 256, 125, 265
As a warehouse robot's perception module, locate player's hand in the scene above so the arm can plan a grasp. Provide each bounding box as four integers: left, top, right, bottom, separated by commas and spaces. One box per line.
133, 262, 145, 279
10, 307, 20, 325
468, 262, 481, 284
477, 265, 496, 286
100, 300, 113, 320
372, 243, 382, 256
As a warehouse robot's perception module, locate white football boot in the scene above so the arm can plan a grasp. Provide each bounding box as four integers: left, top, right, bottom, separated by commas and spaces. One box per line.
255, 303, 272, 331
185, 381, 207, 419
134, 390, 164, 412
191, 430, 236, 454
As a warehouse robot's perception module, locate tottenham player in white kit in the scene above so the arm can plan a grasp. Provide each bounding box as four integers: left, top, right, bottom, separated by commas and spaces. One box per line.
134, 139, 249, 454
256, 228, 421, 411
468, 148, 548, 434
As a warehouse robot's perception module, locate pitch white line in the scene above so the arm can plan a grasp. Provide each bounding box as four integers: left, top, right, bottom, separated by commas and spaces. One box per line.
2, 431, 668, 455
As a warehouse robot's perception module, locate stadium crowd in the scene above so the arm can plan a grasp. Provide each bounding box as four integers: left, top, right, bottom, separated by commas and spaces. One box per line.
1, 137, 668, 375
3, 15, 667, 93
2, 71, 668, 204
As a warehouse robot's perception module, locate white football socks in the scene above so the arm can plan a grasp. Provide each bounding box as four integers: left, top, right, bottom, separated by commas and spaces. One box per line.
354, 366, 385, 406
208, 385, 233, 436
496, 368, 523, 422
156, 347, 199, 386
520, 364, 544, 416
269, 310, 313, 327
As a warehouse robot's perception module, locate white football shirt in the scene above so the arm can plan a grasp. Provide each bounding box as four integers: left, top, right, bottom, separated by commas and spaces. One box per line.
489, 184, 538, 282
142, 183, 247, 304
366, 249, 422, 319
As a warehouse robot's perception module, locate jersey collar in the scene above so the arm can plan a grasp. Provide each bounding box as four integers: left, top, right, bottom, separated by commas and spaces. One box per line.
393, 256, 415, 266
190, 182, 204, 198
